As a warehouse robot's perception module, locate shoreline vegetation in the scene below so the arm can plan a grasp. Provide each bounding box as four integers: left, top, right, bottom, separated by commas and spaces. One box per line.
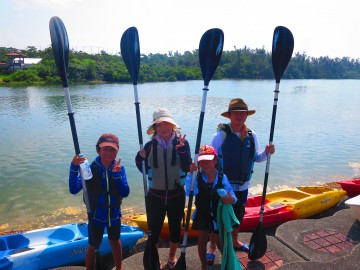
1, 46, 360, 87
0, 181, 344, 236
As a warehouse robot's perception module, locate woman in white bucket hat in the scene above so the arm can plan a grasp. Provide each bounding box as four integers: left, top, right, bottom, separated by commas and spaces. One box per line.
135, 108, 192, 268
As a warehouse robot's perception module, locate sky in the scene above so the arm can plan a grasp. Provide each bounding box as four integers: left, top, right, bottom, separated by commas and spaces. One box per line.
1, 0, 359, 59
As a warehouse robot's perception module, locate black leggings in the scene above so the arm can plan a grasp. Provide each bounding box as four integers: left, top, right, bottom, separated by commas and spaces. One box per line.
146, 188, 185, 243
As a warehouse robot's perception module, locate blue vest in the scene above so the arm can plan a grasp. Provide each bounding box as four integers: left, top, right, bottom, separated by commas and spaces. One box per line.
219, 124, 255, 185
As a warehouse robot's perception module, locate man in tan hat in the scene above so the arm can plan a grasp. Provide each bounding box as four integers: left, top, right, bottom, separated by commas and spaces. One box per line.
211, 98, 275, 252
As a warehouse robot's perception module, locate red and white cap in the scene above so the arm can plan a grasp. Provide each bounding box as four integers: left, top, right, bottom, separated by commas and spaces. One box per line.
198, 145, 217, 161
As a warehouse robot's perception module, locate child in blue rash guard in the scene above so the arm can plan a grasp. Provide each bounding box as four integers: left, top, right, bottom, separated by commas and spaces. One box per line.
69, 133, 130, 270
185, 144, 237, 270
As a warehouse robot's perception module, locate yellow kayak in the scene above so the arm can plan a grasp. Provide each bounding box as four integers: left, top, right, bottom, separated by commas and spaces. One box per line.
130, 207, 198, 239
264, 186, 346, 219
130, 186, 346, 238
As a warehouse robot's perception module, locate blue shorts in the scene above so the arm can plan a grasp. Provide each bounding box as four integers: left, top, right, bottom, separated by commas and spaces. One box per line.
88, 222, 121, 248
232, 190, 248, 223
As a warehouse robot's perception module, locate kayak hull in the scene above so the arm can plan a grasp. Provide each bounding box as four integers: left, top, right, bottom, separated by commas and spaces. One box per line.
130, 186, 346, 238
0, 223, 143, 270
336, 178, 360, 198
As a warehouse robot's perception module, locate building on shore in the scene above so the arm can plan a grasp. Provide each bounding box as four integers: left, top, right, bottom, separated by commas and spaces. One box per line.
1, 51, 42, 71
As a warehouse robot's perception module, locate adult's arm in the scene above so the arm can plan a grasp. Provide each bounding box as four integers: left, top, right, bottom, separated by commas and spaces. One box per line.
210, 131, 223, 152
134, 141, 151, 173
177, 140, 192, 173
252, 131, 268, 163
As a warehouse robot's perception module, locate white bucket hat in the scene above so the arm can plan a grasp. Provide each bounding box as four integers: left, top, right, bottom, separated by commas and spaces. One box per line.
146, 108, 180, 135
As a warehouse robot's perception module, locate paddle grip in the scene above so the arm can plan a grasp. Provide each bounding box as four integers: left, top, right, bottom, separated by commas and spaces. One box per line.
134, 102, 143, 145
195, 112, 205, 155
269, 83, 280, 143
68, 113, 80, 155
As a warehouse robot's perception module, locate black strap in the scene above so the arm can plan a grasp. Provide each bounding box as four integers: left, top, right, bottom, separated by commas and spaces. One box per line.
248, 129, 255, 159
171, 136, 178, 166
152, 139, 158, 168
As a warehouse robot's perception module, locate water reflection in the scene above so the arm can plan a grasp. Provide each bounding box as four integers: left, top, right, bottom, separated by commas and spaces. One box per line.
0, 80, 359, 233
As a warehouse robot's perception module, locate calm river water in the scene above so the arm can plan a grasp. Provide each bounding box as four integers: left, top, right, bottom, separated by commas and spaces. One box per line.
0, 79, 359, 232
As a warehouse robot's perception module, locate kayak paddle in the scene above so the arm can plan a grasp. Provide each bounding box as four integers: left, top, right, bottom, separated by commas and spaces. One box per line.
174, 28, 224, 270
120, 27, 160, 270
248, 26, 294, 261
49, 16, 105, 270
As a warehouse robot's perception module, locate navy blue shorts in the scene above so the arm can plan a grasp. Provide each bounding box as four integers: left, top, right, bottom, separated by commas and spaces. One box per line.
192, 210, 218, 233
232, 190, 248, 224
88, 222, 121, 248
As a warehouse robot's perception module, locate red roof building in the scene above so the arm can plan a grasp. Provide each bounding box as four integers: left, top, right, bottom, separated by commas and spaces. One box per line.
4, 51, 28, 71
5, 52, 28, 57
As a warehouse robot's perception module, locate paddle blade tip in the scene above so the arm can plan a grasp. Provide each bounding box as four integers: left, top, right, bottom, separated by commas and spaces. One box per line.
49, 16, 69, 88
173, 254, 186, 270
272, 26, 294, 83
199, 28, 224, 86
248, 223, 267, 260
120, 26, 140, 84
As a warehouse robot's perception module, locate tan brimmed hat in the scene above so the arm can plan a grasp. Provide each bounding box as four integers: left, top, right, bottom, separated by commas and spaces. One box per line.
146, 108, 180, 135
221, 98, 255, 118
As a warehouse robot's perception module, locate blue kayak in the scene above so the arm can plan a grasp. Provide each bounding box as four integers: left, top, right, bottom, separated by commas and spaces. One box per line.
0, 222, 143, 270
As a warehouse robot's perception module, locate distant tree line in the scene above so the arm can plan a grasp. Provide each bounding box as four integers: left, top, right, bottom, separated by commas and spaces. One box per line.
1, 45, 360, 85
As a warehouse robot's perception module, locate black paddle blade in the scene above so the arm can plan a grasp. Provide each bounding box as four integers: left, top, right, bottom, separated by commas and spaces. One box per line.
248, 222, 267, 261
199, 28, 224, 86
272, 26, 294, 83
120, 26, 140, 85
49, 16, 69, 88
173, 252, 186, 270
143, 238, 160, 270
95, 251, 106, 270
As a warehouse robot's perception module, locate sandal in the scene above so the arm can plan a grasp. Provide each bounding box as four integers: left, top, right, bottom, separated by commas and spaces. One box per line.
205, 253, 215, 266
233, 243, 249, 253
163, 259, 177, 269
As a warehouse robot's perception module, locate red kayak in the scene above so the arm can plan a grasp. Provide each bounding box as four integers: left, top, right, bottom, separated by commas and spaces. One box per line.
336, 178, 360, 198
239, 194, 297, 231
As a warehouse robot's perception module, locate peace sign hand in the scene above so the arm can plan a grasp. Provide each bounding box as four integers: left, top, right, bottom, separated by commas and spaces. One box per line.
176, 133, 186, 150
112, 158, 122, 172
